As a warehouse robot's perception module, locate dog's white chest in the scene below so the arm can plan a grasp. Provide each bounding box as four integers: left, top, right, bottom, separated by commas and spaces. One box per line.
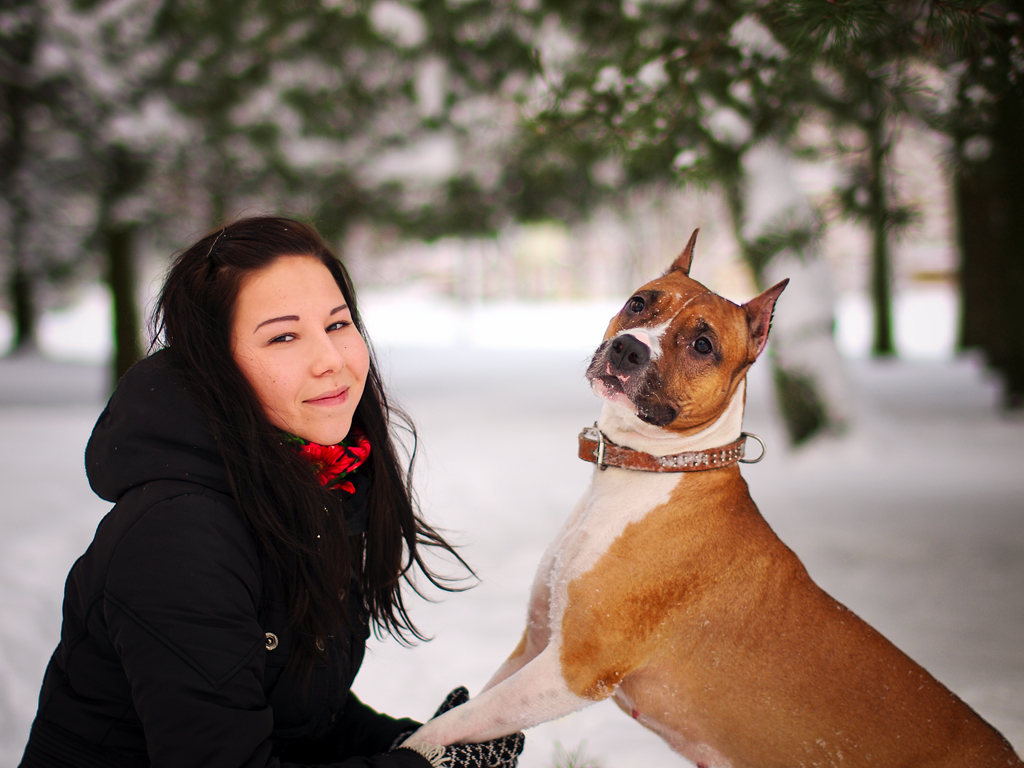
545, 468, 681, 621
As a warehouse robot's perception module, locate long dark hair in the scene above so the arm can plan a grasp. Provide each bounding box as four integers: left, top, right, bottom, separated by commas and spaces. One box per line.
151, 215, 469, 670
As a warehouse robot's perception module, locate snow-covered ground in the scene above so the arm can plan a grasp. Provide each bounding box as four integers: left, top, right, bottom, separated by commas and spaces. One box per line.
0, 282, 961, 364
1, 303, 1022, 766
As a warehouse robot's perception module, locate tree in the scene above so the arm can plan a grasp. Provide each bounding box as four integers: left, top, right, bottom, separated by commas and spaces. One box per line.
0, 0, 94, 354
490, 0, 998, 440
152, 0, 546, 239
944, 2, 1024, 407
769, 1, 991, 359
1, 0, 40, 353
20, 0, 552, 381
27, 0, 192, 380
0, 0, 42, 353
494, 1, 854, 442
19, 0, 1000, 408
778, 0, 1024, 405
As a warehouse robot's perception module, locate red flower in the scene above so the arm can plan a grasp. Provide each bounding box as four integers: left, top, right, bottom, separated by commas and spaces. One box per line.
300, 443, 348, 485
349, 439, 371, 463
296, 430, 371, 492
333, 452, 359, 474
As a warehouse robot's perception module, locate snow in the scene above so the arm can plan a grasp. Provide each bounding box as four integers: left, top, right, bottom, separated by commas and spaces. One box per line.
1, 299, 1022, 766
740, 141, 814, 244
0, 282, 964, 364
368, 1, 427, 49
367, 133, 460, 185
836, 286, 960, 360
353, 348, 1024, 766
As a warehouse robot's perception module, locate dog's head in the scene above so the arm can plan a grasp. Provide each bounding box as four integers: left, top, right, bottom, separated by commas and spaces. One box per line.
586, 229, 787, 435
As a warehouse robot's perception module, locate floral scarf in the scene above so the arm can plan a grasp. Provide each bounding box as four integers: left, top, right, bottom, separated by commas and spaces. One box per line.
286, 428, 371, 494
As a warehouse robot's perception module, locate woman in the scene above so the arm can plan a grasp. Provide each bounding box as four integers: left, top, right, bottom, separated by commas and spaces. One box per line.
18, 217, 525, 768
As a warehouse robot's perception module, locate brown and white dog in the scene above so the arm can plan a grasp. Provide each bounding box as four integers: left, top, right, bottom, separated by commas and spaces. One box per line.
403, 231, 1022, 767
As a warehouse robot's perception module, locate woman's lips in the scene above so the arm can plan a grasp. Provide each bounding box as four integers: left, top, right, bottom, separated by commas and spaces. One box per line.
306, 386, 349, 405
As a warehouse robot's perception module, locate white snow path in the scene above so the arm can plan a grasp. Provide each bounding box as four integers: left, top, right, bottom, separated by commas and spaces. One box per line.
0, 349, 1022, 767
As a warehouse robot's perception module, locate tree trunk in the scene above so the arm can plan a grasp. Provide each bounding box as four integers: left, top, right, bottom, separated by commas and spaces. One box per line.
104, 223, 142, 382
956, 162, 1003, 353
956, 71, 1024, 408
98, 145, 148, 385
7, 264, 37, 353
866, 86, 894, 357
7, 181, 37, 353
734, 141, 853, 445
1, 2, 39, 354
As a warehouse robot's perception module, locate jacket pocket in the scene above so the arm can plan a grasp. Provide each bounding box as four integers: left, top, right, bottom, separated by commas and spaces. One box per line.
260, 602, 330, 740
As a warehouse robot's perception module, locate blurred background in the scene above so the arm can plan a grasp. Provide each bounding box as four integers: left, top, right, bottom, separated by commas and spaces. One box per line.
1, 1, 1023, 766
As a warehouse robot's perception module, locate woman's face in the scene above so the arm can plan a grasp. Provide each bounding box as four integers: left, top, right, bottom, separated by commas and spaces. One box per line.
231, 255, 369, 446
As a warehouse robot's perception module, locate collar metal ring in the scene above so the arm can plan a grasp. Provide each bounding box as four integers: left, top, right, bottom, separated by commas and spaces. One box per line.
739, 432, 766, 464
596, 427, 608, 471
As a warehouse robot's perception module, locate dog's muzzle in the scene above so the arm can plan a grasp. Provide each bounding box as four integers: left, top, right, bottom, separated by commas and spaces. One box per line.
608, 334, 650, 373
587, 335, 679, 427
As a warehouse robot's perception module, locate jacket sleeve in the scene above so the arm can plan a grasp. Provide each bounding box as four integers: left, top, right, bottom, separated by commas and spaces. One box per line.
104, 491, 430, 768
328, 692, 422, 758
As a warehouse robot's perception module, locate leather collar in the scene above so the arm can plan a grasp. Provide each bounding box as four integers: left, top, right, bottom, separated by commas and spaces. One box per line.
578, 425, 764, 472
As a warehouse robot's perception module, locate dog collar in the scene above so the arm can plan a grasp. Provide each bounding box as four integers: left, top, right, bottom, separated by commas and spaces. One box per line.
578, 425, 765, 472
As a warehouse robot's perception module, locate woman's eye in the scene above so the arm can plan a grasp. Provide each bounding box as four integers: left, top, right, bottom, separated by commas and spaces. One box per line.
694, 337, 713, 354
327, 320, 351, 332
627, 296, 645, 313
270, 333, 296, 344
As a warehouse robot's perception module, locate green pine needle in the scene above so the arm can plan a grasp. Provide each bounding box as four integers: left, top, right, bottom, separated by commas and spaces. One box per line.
551, 743, 604, 768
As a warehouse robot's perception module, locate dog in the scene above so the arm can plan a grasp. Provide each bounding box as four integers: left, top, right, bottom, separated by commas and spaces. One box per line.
403, 231, 1023, 767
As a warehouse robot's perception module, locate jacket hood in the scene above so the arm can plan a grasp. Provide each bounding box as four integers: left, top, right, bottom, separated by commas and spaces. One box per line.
86, 349, 232, 502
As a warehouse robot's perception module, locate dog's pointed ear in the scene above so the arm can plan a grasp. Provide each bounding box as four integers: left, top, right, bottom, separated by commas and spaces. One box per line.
743, 279, 788, 361
667, 228, 699, 276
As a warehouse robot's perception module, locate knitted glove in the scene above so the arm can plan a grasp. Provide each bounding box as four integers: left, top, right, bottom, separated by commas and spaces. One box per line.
433, 686, 470, 717
390, 687, 467, 750
392, 687, 526, 768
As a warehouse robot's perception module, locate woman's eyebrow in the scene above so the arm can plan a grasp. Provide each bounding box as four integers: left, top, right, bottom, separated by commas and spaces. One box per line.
253, 305, 347, 333
254, 315, 299, 333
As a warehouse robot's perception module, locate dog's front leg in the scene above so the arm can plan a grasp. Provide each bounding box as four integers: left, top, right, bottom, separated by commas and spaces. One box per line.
481, 496, 594, 692
402, 643, 595, 748
480, 549, 557, 692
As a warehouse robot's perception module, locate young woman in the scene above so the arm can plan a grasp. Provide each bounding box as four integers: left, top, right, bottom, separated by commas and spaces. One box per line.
18, 217, 525, 768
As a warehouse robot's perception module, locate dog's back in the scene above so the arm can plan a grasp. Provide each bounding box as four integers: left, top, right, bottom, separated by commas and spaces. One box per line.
595, 466, 1020, 767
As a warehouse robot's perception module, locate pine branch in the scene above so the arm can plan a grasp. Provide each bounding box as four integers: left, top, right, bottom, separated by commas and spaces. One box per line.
768, 0, 994, 61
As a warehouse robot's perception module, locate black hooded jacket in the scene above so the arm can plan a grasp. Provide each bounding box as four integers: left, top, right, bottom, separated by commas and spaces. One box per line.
19, 351, 429, 768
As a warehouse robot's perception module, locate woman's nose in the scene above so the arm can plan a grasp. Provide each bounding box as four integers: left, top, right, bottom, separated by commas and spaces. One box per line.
312, 331, 345, 375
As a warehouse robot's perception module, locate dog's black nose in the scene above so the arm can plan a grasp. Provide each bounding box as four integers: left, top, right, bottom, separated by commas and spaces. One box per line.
608, 334, 651, 372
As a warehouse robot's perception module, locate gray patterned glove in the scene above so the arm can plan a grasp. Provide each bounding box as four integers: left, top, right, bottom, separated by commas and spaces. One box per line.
392, 687, 526, 768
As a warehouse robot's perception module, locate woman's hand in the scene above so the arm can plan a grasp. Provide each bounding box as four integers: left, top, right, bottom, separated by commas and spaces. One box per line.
391, 687, 526, 768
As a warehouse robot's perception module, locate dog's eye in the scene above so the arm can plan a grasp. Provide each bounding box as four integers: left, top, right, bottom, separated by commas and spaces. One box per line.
694, 337, 713, 354
627, 296, 645, 313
